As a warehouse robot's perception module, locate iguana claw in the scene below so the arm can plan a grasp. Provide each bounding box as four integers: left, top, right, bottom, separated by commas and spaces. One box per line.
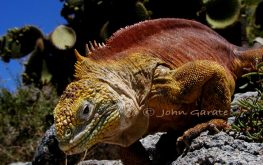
176, 119, 230, 154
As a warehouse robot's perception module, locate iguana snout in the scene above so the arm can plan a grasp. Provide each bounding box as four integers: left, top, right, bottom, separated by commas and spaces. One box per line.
54, 79, 122, 154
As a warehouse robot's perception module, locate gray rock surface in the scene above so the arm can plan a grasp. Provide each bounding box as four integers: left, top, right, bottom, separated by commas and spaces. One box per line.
78, 131, 263, 165
32, 125, 121, 165
9, 163, 32, 165
32, 125, 83, 165
79, 160, 122, 165
172, 131, 263, 165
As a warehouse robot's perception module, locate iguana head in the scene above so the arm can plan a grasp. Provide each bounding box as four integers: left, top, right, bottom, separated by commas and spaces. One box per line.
54, 50, 150, 155
54, 78, 122, 154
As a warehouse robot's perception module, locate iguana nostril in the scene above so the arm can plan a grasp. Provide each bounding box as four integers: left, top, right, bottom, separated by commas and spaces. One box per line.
65, 128, 72, 138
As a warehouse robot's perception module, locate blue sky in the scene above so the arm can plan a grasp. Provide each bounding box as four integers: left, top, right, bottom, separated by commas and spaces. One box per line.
0, 0, 66, 91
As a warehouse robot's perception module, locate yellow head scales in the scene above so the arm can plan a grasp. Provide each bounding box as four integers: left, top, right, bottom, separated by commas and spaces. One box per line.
54, 79, 95, 138
54, 77, 122, 154
54, 50, 123, 154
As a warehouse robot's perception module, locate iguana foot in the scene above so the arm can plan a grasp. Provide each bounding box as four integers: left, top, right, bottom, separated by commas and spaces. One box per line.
176, 119, 230, 154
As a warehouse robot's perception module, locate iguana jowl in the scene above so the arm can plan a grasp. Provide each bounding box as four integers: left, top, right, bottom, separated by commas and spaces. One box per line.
54, 18, 262, 161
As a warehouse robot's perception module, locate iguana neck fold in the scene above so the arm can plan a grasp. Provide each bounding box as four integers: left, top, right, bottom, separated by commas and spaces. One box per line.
75, 50, 164, 108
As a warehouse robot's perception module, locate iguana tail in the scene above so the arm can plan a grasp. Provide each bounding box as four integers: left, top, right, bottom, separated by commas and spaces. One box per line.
232, 47, 263, 77
237, 47, 263, 62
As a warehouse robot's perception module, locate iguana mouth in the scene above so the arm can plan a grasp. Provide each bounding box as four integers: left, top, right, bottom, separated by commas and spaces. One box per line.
60, 109, 120, 155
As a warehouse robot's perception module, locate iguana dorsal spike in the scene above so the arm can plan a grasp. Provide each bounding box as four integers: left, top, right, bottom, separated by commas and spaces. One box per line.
89, 41, 95, 51
74, 49, 85, 62
85, 44, 92, 56
93, 40, 98, 48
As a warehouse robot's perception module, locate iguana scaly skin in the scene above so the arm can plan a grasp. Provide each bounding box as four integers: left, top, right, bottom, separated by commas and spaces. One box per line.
54, 18, 263, 162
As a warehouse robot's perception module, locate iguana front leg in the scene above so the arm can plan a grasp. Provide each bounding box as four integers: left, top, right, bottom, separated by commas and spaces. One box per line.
151, 60, 235, 151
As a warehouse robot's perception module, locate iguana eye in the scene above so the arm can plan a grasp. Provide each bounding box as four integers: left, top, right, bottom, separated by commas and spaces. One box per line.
83, 105, 90, 115
79, 101, 94, 120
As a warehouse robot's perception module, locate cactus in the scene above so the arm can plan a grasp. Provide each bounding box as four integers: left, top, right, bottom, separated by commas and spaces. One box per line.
100, 21, 110, 40
60, 0, 153, 41
61, 0, 84, 22
22, 38, 47, 86
0, 26, 43, 62
0, 24, 77, 87
49, 25, 76, 50
243, 0, 263, 43
135, 1, 151, 20
22, 25, 76, 87
202, 0, 242, 29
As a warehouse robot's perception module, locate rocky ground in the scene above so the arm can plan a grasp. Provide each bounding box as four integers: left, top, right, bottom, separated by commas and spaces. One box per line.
79, 131, 263, 165
171, 131, 263, 165
16, 131, 263, 165
10, 92, 263, 165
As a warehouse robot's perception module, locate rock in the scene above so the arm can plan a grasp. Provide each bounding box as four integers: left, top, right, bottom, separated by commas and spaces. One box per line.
32, 125, 121, 164
78, 160, 122, 165
140, 132, 164, 150
78, 131, 263, 165
32, 126, 263, 165
32, 125, 82, 165
171, 131, 263, 165
9, 163, 32, 165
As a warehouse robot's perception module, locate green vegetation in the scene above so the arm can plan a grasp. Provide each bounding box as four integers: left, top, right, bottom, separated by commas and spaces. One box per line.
231, 62, 263, 143
0, 85, 58, 164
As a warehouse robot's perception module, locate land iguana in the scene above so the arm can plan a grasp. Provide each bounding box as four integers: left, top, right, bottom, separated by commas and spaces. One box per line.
53, 18, 263, 164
